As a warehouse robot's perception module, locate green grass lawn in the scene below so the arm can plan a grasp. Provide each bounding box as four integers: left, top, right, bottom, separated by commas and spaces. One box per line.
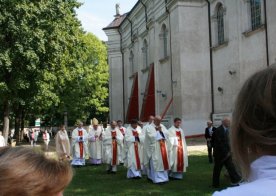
64, 150, 229, 196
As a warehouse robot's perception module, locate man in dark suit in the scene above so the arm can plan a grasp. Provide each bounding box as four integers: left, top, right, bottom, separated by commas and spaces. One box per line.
205, 121, 216, 163
212, 117, 241, 188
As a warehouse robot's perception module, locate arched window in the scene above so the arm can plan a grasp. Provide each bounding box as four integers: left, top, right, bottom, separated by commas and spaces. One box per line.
250, 0, 261, 30
160, 24, 168, 58
129, 51, 134, 75
142, 39, 148, 68
217, 4, 224, 45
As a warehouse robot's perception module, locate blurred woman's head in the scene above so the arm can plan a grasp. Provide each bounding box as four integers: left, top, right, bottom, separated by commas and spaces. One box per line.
231, 65, 276, 178
0, 147, 73, 196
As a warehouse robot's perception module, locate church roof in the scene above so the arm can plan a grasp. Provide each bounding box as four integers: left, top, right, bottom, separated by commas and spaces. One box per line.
103, 13, 128, 30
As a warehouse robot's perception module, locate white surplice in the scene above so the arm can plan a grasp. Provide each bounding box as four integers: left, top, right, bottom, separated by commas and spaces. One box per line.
102, 127, 123, 171
124, 126, 145, 178
88, 125, 103, 164
167, 126, 188, 179
71, 127, 88, 166
55, 130, 70, 159
143, 123, 170, 183
213, 156, 276, 196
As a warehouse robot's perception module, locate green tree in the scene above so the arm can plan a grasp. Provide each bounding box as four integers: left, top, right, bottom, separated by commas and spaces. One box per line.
59, 33, 109, 125
0, 0, 83, 142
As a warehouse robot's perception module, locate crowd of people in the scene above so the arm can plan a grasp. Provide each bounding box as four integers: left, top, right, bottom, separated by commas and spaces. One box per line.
56, 116, 189, 184
0, 66, 276, 195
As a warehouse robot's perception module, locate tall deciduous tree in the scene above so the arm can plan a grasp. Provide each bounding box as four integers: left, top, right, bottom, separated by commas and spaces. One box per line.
0, 0, 83, 142
59, 33, 109, 124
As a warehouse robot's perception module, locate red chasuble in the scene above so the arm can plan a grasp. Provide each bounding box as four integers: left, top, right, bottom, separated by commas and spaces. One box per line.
176, 130, 184, 172
78, 129, 84, 159
132, 130, 141, 170
157, 129, 169, 170
111, 131, 117, 165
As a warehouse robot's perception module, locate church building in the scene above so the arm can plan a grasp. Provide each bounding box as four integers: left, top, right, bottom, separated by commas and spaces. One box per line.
103, 0, 276, 136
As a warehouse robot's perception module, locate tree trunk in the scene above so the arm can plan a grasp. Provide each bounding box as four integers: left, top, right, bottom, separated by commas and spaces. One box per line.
14, 105, 22, 143
3, 99, 10, 144
20, 109, 25, 141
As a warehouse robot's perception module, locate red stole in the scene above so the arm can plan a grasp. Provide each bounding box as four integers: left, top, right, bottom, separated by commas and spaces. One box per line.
158, 131, 169, 170
78, 129, 84, 159
111, 131, 117, 165
132, 130, 141, 170
176, 130, 184, 172
119, 128, 125, 136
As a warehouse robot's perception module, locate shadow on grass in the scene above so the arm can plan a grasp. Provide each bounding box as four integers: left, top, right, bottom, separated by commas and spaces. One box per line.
65, 153, 229, 196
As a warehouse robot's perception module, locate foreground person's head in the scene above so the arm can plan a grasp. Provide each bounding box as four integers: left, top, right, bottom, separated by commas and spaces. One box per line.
0, 147, 73, 196
231, 65, 276, 179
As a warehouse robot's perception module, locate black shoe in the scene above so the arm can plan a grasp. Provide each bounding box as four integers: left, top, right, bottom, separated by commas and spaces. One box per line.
210, 184, 219, 188
106, 169, 111, 174
157, 182, 167, 185
169, 177, 181, 180
133, 176, 141, 179
111, 171, 116, 174
231, 179, 243, 187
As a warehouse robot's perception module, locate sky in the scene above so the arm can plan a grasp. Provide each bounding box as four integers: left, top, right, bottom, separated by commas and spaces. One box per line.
76, 0, 137, 41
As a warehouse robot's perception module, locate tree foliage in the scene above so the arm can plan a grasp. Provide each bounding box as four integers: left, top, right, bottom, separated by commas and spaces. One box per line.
58, 33, 109, 125
0, 0, 109, 140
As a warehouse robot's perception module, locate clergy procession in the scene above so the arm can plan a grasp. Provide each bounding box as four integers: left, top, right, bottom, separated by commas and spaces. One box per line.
55, 116, 188, 184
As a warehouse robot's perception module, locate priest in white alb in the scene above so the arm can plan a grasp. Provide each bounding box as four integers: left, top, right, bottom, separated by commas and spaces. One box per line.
88, 118, 103, 165
117, 120, 126, 164
71, 122, 88, 166
144, 115, 170, 184
124, 119, 145, 179
102, 121, 124, 173
167, 117, 188, 179
55, 124, 71, 161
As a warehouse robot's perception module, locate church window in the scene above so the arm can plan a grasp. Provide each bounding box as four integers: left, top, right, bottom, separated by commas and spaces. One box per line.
129, 51, 134, 75
217, 4, 224, 45
160, 24, 168, 58
250, 0, 261, 30
142, 39, 148, 68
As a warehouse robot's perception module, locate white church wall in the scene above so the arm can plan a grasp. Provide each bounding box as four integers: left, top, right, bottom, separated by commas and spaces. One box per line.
104, 0, 276, 135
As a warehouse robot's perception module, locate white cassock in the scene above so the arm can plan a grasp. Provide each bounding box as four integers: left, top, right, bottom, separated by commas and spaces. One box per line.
144, 123, 170, 183
118, 126, 126, 163
88, 125, 103, 164
71, 127, 88, 166
102, 127, 124, 171
55, 130, 71, 159
167, 126, 188, 179
0, 135, 6, 147
124, 126, 145, 178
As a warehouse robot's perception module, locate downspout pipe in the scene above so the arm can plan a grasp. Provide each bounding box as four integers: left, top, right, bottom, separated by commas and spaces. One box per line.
264, 0, 269, 67
126, 17, 133, 42
165, 1, 174, 115
139, 0, 148, 30
205, 0, 215, 120
118, 29, 126, 122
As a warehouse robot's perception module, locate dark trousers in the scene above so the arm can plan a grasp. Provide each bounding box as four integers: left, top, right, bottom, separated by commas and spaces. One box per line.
212, 156, 241, 187
207, 141, 213, 163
